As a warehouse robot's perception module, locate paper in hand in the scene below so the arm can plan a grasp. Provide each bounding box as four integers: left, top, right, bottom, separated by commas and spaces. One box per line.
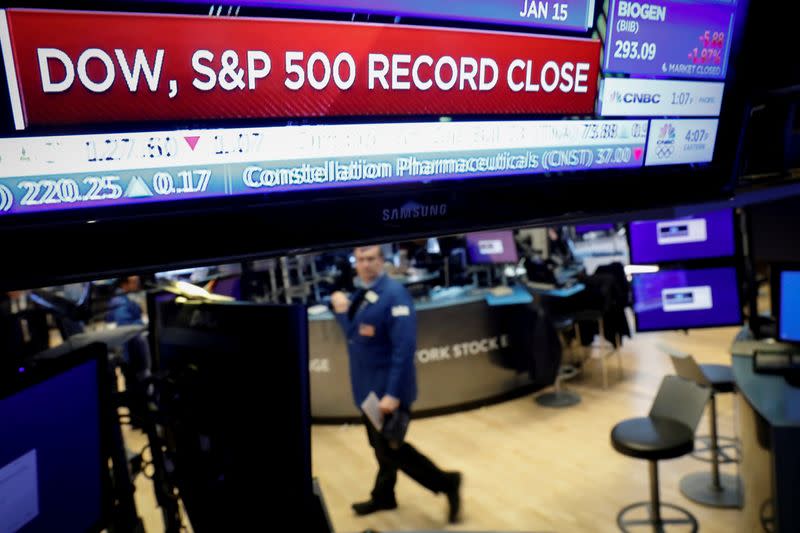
360, 391, 384, 431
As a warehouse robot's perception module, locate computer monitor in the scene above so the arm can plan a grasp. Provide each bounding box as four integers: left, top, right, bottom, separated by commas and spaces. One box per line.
465, 231, 519, 265
629, 208, 736, 264
632, 266, 742, 332
210, 276, 242, 300
776, 267, 800, 344
0, 344, 107, 533
575, 223, 615, 235
154, 300, 316, 531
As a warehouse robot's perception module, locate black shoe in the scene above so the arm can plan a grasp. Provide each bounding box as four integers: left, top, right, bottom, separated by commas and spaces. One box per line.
445, 471, 462, 523
352, 498, 397, 516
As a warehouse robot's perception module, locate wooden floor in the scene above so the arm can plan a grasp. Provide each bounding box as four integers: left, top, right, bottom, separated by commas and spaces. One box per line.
311, 326, 744, 533
127, 325, 745, 532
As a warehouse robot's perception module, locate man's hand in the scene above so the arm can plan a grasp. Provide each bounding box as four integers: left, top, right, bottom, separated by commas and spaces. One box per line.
379, 394, 400, 414
330, 291, 350, 314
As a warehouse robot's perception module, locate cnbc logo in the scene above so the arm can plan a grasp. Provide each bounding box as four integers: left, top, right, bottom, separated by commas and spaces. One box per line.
655, 123, 676, 159
609, 90, 662, 104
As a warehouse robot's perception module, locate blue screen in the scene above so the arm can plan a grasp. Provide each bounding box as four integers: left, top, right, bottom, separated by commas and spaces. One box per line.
633, 266, 741, 332
780, 271, 800, 343
629, 208, 735, 264
0, 359, 102, 533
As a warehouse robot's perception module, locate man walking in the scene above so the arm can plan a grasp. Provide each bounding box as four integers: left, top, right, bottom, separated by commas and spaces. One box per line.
330, 245, 462, 523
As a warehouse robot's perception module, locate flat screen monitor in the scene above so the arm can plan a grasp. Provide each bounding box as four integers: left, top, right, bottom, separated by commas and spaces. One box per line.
466, 230, 518, 265
210, 275, 241, 299
629, 208, 736, 264
575, 223, 615, 235
154, 300, 313, 531
632, 266, 742, 332
0, 1, 753, 287
0, 344, 106, 533
747, 197, 800, 264
777, 268, 800, 344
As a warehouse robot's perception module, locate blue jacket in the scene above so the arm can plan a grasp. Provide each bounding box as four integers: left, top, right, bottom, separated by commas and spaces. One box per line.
108, 294, 144, 326
334, 275, 418, 408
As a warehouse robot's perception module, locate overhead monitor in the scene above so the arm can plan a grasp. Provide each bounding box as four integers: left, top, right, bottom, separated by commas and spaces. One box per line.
0, 1, 753, 287
746, 197, 800, 264
0, 344, 107, 533
466, 230, 519, 265
776, 267, 800, 344
628, 208, 736, 264
575, 223, 615, 235
632, 266, 742, 332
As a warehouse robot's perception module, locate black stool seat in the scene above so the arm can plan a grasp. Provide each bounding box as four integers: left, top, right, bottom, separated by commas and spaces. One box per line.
699, 364, 735, 393
611, 417, 694, 460
612, 376, 709, 531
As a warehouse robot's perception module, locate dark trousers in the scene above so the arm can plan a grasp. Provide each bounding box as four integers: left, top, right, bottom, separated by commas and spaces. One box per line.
363, 414, 449, 501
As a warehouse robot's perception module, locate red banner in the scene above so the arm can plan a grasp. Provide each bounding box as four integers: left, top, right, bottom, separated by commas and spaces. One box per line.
1, 9, 601, 129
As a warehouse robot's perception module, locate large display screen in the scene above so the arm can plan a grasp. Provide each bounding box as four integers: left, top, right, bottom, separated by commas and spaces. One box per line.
466, 230, 519, 264
632, 266, 741, 332
629, 208, 735, 264
168, 0, 598, 32
778, 270, 800, 344
0, 0, 747, 218
0, 355, 103, 533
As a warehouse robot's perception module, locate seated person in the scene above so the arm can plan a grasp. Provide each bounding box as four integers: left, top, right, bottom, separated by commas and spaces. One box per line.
522, 227, 577, 287
108, 276, 145, 326
523, 256, 559, 286
107, 276, 151, 383
547, 227, 575, 267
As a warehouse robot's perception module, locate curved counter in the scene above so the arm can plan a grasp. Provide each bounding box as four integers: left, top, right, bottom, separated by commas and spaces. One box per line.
308, 286, 553, 421
731, 339, 800, 533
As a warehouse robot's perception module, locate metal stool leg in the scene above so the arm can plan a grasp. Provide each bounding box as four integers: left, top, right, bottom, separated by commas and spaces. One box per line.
679, 393, 743, 508
692, 435, 740, 464
691, 392, 740, 464
575, 321, 585, 361
710, 393, 721, 489
535, 366, 581, 408
536, 322, 582, 408
617, 460, 698, 532
650, 460, 661, 524
599, 318, 608, 389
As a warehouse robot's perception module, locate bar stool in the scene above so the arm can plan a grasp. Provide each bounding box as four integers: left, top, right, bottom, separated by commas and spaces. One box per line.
535, 317, 581, 407
611, 375, 711, 532
661, 344, 742, 509
574, 309, 623, 389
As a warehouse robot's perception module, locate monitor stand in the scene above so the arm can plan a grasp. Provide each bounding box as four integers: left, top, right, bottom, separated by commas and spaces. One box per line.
468, 265, 493, 287
488, 266, 515, 297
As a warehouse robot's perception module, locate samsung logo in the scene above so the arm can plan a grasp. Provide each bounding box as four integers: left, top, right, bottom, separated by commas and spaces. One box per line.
382, 201, 448, 221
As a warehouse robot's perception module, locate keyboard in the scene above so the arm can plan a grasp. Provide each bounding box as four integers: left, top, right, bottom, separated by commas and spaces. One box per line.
489, 286, 514, 297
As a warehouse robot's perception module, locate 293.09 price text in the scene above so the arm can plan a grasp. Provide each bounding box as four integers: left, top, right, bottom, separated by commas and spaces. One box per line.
613, 40, 657, 61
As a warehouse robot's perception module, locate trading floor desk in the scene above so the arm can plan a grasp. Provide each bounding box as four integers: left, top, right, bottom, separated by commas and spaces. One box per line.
732, 339, 800, 533
308, 286, 555, 421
